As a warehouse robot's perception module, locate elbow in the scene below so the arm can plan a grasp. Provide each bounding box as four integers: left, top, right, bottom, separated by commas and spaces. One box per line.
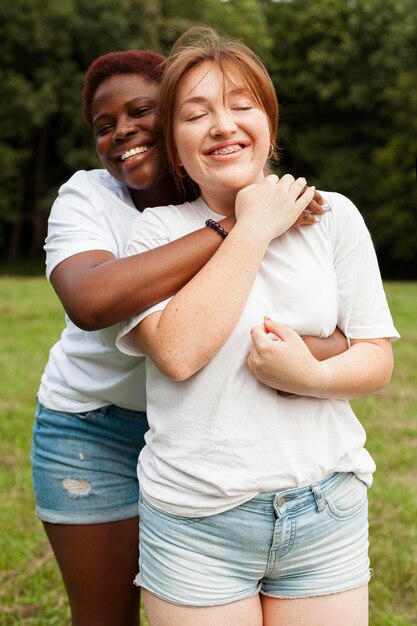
155, 354, 201, 381
65, 300, 109, 331
378, 360, 394, 390
378, 350, 395, 390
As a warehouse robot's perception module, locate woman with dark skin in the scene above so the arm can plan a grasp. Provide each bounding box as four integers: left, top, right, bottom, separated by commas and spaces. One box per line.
32, 50, 343, 626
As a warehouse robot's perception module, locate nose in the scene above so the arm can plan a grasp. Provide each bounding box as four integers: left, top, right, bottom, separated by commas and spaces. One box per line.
210, 109, 237, 138
112, 117, 138, 143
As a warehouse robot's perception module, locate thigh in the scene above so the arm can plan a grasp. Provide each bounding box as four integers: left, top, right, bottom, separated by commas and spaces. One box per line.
31, 402, 148, 523
44, 517, 141, 626
262, 584, 368, 626
137, 493, 272, 606
143, 589, 263, 626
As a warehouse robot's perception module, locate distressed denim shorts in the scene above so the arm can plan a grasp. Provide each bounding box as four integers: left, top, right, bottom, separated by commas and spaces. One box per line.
137, 472, 370, 605
31, 400, 148, 524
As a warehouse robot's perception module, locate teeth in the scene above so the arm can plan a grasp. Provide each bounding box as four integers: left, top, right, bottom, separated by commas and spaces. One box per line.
211, 145, 243, 156
121, 146, 150, 161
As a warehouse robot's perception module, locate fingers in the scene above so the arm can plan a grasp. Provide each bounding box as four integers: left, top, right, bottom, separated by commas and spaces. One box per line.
294, 185, 315, 212
250, 323, 271, 348
250, 319, 292, 350
263, 318, 295, 341
273, 175, 329, 215
291, 209, 318, 229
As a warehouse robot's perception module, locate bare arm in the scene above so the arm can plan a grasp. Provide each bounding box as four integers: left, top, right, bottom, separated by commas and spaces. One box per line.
247, 318, 393, 400
50, 187, 325, 332
302, 327, 348, 361
50, 215, 234, 331
129, 175, 316, 380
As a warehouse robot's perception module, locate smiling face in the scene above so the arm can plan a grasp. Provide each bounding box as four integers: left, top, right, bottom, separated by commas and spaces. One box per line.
173, 61, 271, 214
91, 74, 168, 200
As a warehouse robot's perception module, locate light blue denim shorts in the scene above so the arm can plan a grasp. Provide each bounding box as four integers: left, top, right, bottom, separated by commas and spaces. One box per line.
137, 472, 370, 605
31, 400, 148, 524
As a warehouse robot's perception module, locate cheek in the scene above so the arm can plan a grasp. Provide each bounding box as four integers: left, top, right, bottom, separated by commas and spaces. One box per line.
173, 129, 194, 167
95, 137, 110, 162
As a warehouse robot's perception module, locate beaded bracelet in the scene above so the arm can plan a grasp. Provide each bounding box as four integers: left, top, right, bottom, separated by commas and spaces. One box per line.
205, 218, 228, 239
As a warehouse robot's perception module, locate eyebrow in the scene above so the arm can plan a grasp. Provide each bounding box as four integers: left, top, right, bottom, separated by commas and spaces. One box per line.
92, 96, 155, 126
178, 88, 253, 112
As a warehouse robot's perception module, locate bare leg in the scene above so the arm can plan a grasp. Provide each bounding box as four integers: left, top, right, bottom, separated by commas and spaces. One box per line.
44, 517, 140, 626
142, 589, 263, 626
262, 584, 368, 626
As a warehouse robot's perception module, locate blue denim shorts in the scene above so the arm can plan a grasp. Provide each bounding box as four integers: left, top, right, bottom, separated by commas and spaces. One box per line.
31, 400, 148, 524
137, 472, 370, 605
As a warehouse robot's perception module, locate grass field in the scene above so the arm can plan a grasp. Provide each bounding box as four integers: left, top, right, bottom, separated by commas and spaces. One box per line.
0, 274, 416, 625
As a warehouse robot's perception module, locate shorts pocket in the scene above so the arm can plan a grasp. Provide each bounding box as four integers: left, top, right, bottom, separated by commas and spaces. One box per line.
324, 473, 368, 521
37, 403, 94, 423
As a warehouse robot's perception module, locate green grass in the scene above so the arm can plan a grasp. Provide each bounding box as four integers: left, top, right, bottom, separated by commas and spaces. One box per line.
0, 275, 416, 625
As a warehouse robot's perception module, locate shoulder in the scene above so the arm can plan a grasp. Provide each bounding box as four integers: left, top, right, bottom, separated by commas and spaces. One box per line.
320, 191, 369, 241
321, 191, 365, 224
58, 169, 129, 202
132, 199, 205, 242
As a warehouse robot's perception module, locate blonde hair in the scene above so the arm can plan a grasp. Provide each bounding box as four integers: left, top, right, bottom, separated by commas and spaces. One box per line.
158, 26, 279, 191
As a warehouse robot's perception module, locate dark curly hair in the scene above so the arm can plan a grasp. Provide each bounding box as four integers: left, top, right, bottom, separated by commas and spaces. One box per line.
82, 49, 166, 131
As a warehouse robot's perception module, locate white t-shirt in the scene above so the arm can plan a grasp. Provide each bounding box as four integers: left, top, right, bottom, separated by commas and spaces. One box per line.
38, 169, 147, 413
117, 193, 399, 516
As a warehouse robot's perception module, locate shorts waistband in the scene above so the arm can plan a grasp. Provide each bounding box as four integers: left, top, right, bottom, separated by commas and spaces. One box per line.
241, 472, 351, 514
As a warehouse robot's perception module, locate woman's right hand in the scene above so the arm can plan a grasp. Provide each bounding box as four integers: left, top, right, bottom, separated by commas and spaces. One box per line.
235, 174, 316, 242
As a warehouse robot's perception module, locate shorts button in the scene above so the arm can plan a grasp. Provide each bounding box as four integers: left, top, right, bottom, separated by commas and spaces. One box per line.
277, 497, 285, 507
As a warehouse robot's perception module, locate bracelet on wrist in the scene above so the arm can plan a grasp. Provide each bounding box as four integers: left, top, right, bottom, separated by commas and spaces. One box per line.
205, 218, 228, 239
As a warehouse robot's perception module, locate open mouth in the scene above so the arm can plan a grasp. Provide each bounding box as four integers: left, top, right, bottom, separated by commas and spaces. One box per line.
119, 145, 152, 162
208, 144, 245, 156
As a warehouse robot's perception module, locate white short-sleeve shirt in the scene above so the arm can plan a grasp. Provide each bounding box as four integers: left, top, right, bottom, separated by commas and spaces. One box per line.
38, 169, 147, 413
117, 193, 399, 516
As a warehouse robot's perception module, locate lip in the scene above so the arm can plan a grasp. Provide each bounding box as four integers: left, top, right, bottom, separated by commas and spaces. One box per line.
203, 141, 249, 159
113, 143, 156, 168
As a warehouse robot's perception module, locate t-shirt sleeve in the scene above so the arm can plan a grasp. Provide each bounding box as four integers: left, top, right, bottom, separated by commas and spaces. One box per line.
328, 192, 400, 342
116, 207, 175, 357
44, 171, 118, 280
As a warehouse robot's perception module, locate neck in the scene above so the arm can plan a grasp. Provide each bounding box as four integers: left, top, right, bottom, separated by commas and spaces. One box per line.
129, 177, 183, 212
200, 171, 267, 216
200, 188, 237, 217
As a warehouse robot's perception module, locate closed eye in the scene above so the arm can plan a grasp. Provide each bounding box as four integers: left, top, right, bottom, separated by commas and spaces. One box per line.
186, 113, 207, 122
133, 106, 156, 117
95, 124, 113, 137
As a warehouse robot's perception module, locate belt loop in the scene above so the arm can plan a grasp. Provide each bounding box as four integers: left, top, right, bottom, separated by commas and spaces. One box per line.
311, 482, 325, 513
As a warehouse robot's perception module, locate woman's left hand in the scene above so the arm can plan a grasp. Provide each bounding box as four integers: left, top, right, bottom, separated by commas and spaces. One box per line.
291, 187, 329, 229
247, 317, 321, 395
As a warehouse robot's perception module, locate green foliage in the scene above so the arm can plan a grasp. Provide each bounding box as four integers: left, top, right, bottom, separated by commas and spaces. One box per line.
264, 0, 417, 274
0, 275, 416, 624
1, 0, 416, 275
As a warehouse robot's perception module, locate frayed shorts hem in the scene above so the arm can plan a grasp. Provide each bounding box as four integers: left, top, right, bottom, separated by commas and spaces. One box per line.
36, 502, 139, 525
259, 577, 371, 601
134, 578, 262, 608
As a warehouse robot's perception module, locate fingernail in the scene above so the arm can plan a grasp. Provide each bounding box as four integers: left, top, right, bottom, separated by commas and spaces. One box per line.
315, 215, 321, 223
321, 202, 331, 212
263, 316, 271, 321
310, 185, 316, 192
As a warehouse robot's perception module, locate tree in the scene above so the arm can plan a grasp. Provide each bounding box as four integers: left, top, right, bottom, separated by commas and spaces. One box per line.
0, 0, 163, 260
263, 0, 417, 275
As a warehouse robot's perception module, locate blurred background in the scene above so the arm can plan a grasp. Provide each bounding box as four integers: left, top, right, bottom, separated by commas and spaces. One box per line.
1, 0, 416, 277
0, 2, 416, 624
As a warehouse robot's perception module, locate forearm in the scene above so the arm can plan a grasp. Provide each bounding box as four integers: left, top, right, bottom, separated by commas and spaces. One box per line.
309, 340, 393, 399
302, 328, 348, 361
249, 320, 393, 400
133, 220, 271, 380
51, 215, 234, 330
